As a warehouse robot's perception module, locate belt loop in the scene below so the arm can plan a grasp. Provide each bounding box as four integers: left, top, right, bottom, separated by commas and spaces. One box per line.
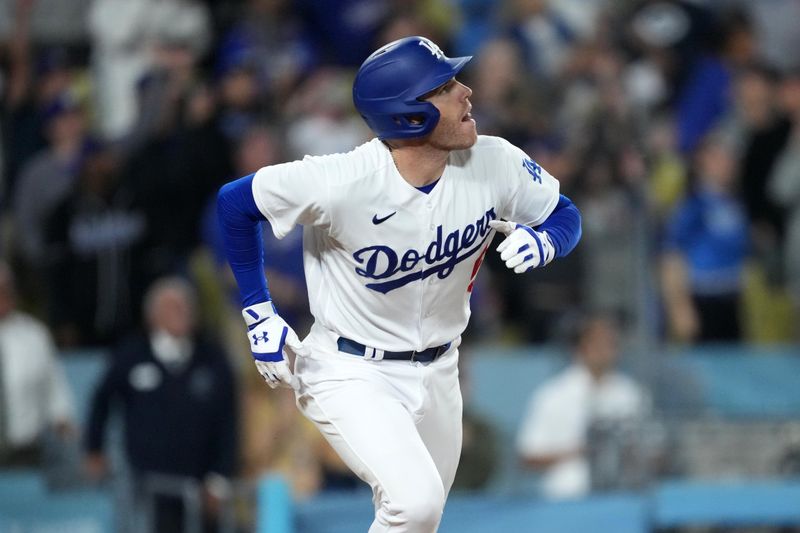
364, 346, 385, 361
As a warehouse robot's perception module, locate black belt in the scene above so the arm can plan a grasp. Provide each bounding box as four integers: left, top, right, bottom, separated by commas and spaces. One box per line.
337, 337, 451, 363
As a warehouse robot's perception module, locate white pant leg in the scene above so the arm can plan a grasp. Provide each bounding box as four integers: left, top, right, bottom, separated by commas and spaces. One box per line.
295, 352, 455, 533
414, 350, 463, 497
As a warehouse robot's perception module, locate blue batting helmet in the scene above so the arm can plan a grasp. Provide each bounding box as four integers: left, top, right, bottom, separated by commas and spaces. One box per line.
353, 36, 472, 140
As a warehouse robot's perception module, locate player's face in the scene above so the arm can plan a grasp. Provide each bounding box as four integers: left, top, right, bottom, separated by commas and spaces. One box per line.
424, 78, 477, 150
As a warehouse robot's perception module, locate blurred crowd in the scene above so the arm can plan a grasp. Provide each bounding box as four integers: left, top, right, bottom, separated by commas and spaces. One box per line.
1, 0, 799, 527
2, 0, 800, 349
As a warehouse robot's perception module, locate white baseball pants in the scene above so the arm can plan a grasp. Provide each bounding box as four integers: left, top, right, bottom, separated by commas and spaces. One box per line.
295, 327, 463, 533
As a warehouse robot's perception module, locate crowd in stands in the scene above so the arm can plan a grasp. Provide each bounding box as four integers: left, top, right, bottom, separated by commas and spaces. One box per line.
1, 0, 799, 527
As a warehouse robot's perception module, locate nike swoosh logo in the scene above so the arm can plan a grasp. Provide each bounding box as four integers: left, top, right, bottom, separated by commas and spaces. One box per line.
372, 212, 397, 225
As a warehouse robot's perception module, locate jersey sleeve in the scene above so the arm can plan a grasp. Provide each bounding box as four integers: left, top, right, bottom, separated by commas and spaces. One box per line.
497, 140, 560, 227
251, 156, 331, 239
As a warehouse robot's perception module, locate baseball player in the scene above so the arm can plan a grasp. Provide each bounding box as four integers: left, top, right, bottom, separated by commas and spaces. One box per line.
217, 36, 582, 532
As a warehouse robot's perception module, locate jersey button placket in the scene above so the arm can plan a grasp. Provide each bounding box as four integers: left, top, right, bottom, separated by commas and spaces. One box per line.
423, 206, 438, 320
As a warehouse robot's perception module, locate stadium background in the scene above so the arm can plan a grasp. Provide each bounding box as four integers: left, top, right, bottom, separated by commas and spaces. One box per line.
0, 0, 799, 531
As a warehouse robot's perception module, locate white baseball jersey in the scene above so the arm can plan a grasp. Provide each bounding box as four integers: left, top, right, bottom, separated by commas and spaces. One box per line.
251, 135, 559, 351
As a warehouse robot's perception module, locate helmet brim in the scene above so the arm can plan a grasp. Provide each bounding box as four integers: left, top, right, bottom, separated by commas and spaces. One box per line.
414, 55, 472, 101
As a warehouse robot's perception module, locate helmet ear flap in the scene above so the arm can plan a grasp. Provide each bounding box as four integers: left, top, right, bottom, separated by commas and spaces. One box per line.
394, 101, 441, 137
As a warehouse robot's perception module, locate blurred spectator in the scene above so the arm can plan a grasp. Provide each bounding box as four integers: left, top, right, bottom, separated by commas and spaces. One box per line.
216, 59, 264, 143
84, 276, 237, 533
622, 0, 715, 104
44, 147, 146, 347
516, 312, 650, 500
284, 68, 371, 158
768, 71, 800, 335
727, 65, 795, 342
88, 0, 211, 141
505, 0, 578, 80
241, 365, 362, 496
240, 380, 323, 497
675, 8, 757, 154
297, 0, 389, 66
11, 91, 90, 312
468, 37, 543, 145
87, 0, 153, 140
122, 40, 232, 284
745, 0, 800, 74
646, 115, 687, 221
730, 66, 792, 277
660, 135, 749, 343
2, 0, 79, 198
0, 260, 75, 468
215, 0, 314, 113
452, 352, 498, 491
576, 151, 642, 320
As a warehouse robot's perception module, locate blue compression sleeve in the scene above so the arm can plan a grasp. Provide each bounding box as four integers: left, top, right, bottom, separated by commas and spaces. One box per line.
535, 194, 582, 258
217, 174, 271, 306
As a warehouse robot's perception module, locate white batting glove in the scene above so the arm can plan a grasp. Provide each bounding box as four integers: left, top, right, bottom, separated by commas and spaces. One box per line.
489, 220, 556, 273
242, 302, 309, 390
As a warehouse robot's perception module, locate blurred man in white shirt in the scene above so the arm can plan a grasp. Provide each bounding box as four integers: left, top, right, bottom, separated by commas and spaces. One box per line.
516, 312, 649, 499
0, 261, 75, 467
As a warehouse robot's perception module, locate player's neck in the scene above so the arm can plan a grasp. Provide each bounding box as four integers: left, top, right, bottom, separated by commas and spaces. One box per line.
389, 144, 448, 188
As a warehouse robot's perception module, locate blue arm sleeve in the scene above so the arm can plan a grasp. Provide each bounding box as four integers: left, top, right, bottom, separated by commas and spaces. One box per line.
535, 194, 582, 258
217, 174, 271, 307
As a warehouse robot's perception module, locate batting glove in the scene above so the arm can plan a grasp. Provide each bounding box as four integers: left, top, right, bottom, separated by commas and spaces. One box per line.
489, 220, 556, 273
242, 302, 309, 390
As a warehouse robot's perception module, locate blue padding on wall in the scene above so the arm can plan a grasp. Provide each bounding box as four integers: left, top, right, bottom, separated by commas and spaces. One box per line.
294, 492, 649, 533
0, 471, 113, 533
60, 349, 108, 427
441, 493, 649, 533
294, 491, 374, 533
672, 347, 800, 417
0, 470, 47, 506
653, 479, 800, 526
258, 474, 293, 533
466, 347, 565, 438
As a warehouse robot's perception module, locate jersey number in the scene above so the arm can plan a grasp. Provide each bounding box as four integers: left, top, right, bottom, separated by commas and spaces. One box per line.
467, 243, 490, 293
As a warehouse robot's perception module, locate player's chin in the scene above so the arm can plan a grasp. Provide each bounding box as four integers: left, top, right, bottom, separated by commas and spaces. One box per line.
459, 121, 478, 147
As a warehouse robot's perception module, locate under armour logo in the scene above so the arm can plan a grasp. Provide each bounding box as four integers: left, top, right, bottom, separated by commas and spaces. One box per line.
252, 332, 269, 345
418, 38, 444, 60
523, 158, 543, 184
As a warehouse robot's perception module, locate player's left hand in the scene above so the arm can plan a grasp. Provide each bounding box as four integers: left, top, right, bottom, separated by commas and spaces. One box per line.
489, 220, 555, 273
242, 302, 309, 390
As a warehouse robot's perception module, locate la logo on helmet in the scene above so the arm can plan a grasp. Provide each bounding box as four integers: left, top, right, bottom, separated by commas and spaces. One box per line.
418, 38, 444, 60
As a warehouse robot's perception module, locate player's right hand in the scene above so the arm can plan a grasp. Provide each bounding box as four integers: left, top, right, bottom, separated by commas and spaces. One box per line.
242, 302, 309, 390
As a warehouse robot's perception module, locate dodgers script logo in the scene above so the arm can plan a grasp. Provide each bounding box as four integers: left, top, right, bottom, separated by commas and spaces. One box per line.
353, 208, 497, 294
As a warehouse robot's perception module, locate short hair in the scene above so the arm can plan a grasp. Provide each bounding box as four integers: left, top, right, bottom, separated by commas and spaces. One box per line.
142, 276, 197, 323
0, 260, 16, 293
557, 309, 623, 349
